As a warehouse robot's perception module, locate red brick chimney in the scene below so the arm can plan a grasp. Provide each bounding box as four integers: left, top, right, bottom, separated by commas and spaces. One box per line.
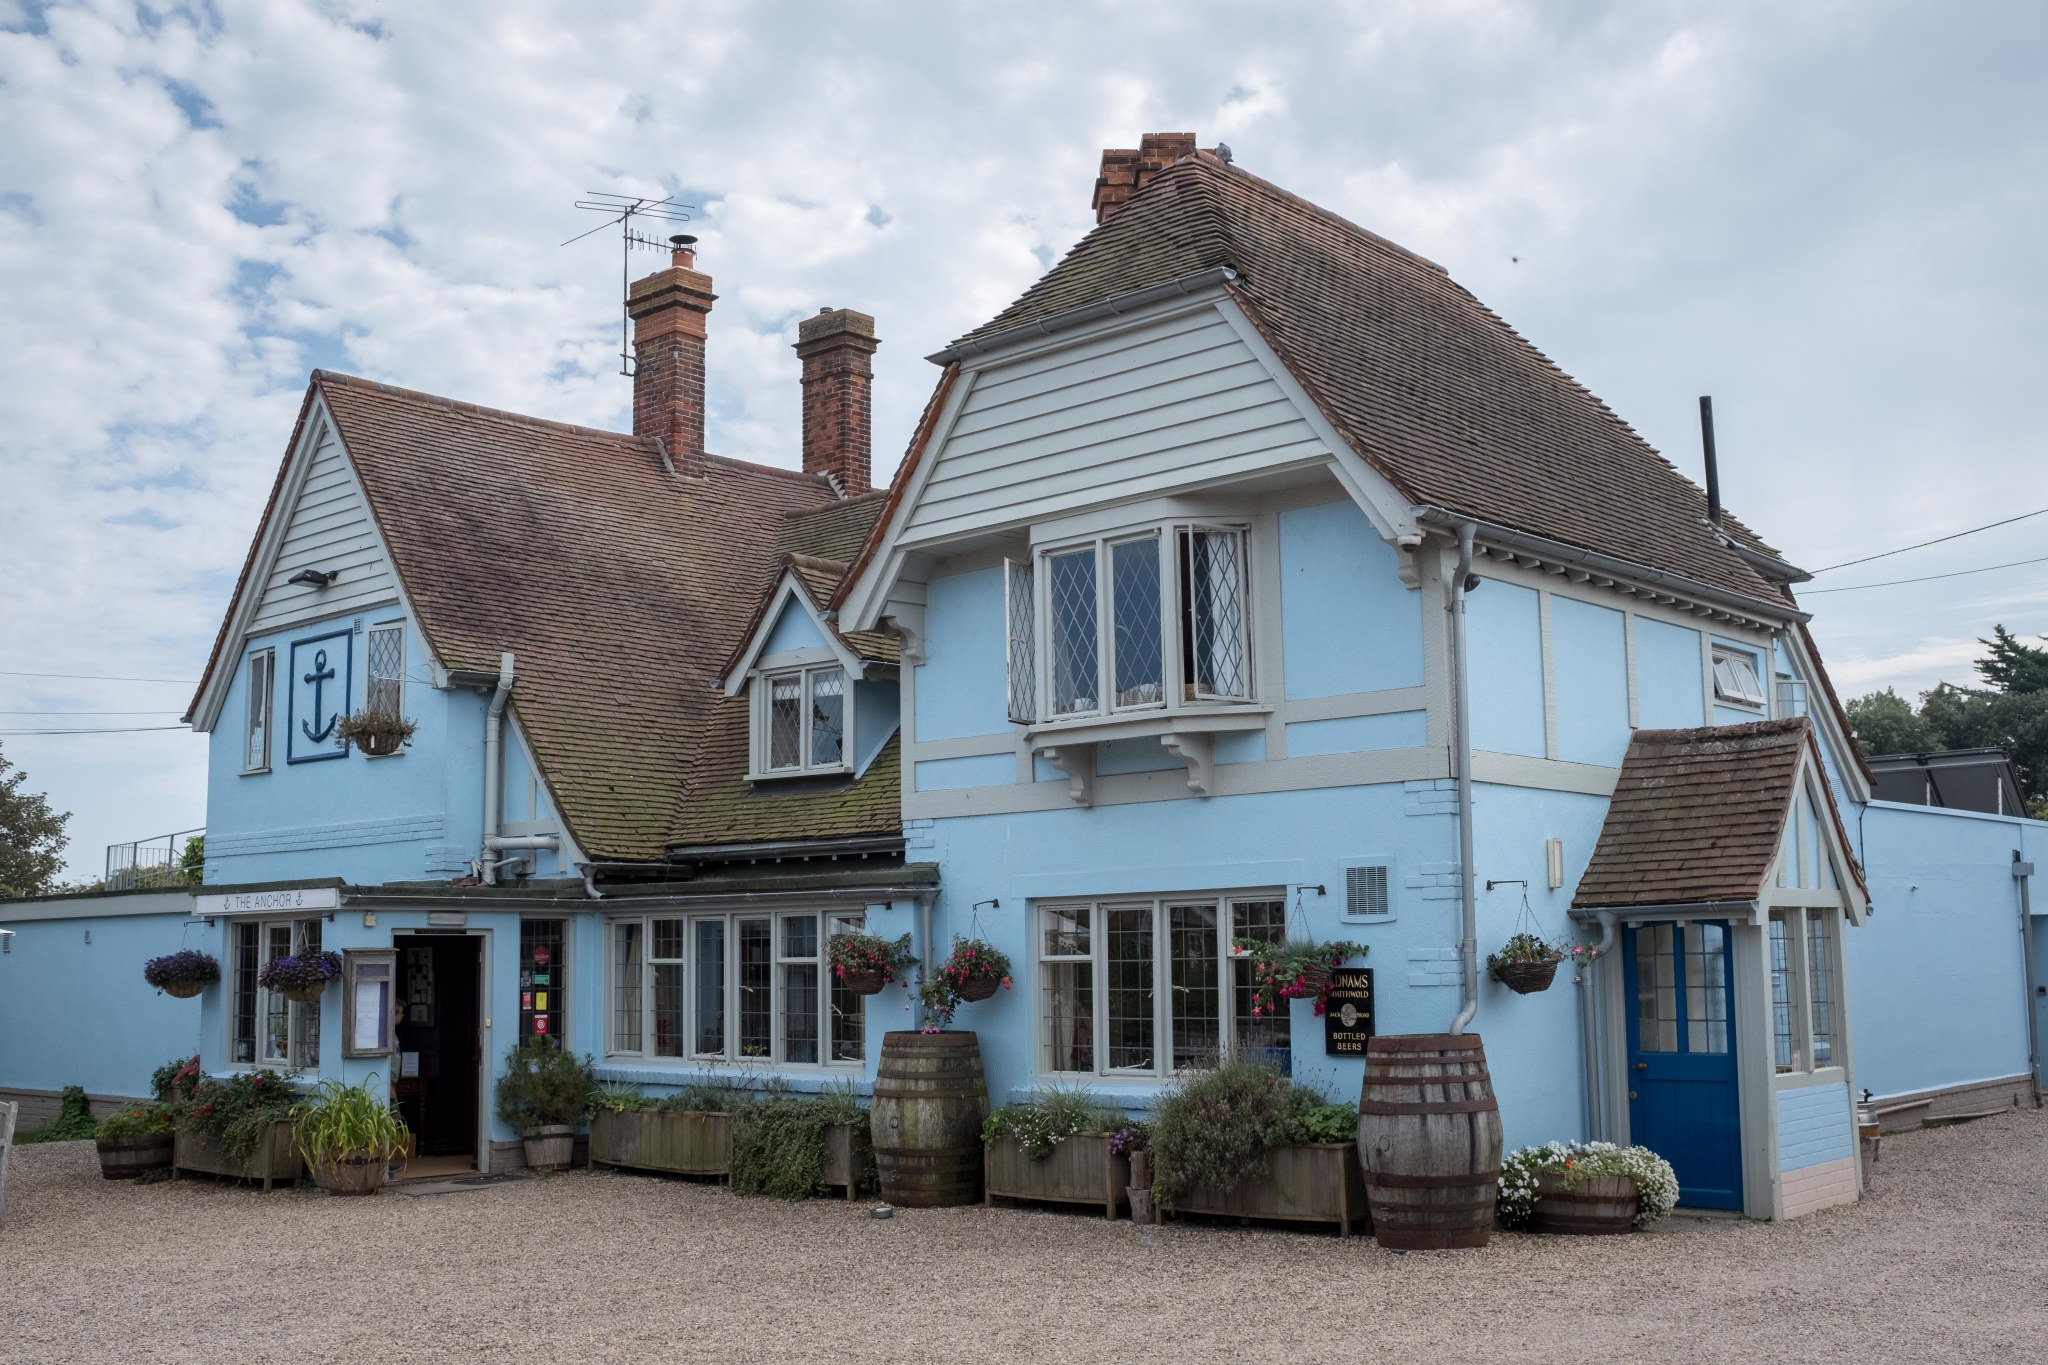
626, 237, 716, 476
794, 307, 879, 495
1092, 132, 1198, 224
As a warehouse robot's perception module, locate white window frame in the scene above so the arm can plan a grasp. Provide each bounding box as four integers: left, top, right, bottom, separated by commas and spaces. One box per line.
243, 648, 274, 774
751, 661, 853, 779
229, 917, 324, 1071
1768, 906, 1843, 1076
365, 620, 405, 724
1031, 521, 1253, 726
605, 910, 865, 1070
1034, 891, 1291, 1082
1712, 646, 1767, 709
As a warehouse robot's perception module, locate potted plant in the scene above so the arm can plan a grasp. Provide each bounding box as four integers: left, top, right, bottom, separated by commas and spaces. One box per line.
1231, 937, 1368, 1019
1151, 1060, 1367, 1237
590, 1074, 754, 1177
982, 1089, 1129, 1220
93, 1102, 176, 1179
494, 1037, 594, 1169
828, 931, 917, 997
1487, 933, 1565, 994
1497, 1140, 1681, 1234
257, 949, 343, 1005
291, 1075, 411, 1195
335, 709, 418, 757
729, 1086, 874, 1201
175, 1070, 306, 1190
916, 937, 1014, 1029
1111, 1122, 1153, 1223
142, 950, 220, 999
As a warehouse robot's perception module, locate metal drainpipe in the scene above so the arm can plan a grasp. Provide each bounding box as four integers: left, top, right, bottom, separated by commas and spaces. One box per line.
1450, 523, 1480, 1036
1578, 910, 1620, 1139
2017, 852, 2043, 1107
481, 652, 514, 887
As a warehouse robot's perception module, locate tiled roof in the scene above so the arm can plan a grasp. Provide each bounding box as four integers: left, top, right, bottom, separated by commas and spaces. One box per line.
956, 152, 1790, 611
780, 491, 890, 564
298, 372, 837, 861
668, 709, 902, 850
1573, 718, 1866, 910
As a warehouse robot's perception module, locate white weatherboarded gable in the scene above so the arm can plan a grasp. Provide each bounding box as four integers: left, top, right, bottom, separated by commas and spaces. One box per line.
247, 422, 401, 634
904, 304, 1328, 546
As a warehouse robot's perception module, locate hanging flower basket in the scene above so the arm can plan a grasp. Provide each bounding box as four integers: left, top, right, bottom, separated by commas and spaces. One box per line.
1491, 959, 1560, 994
917, 937, 1014, 1030
828, 931, 916, 997
840, 969, 886, 997
258, 950, 343, 1004
1232, 938, 1368, 1019
335, 709, 417, 756
954, 973, 1001, 1003
143, 950, 220, 999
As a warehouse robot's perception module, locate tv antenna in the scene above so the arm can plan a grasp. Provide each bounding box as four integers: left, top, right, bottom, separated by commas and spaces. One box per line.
566, 191, 696, 376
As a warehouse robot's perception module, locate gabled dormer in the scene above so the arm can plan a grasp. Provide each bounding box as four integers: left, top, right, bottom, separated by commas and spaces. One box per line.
722, 554, 900, 783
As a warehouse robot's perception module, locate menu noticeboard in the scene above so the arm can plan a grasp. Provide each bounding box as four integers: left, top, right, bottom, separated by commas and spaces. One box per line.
1323, 968, 1375, 1056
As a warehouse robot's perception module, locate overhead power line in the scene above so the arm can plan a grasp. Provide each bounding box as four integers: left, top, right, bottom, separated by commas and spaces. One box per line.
0, 725, 190, 736
0, 669, 197, 684
1801, 553, 2048, 595
0, 710, 184, 716
1808, 505, 2048, 574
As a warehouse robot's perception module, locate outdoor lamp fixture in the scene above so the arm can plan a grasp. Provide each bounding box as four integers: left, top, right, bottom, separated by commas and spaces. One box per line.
288, 568, 339, 588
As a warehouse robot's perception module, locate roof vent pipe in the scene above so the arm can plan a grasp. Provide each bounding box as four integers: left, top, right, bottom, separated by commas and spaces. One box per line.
1699, 395, 1722, 529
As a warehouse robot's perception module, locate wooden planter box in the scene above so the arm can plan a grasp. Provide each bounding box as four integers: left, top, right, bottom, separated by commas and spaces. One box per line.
1170, 1142, 1368, 1238
589, 1109, 731, 1178
174, 1121, 302, 1191
985, 1133, 1129, 1220
819, 1120, 863, 1202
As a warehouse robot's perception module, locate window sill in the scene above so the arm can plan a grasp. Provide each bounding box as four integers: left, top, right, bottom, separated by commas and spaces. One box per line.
1771, 1065, 1848, 1092
745, 764, 854, 784
1026, 706, 1271, 804
240, 766, 271, 777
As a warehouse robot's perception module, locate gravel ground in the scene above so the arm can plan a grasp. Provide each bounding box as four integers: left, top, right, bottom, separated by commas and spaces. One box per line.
2, 1109, 2043, 1364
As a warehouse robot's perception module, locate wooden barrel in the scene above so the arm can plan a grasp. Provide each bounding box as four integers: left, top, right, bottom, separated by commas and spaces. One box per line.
1528, 1172, 1637, 1235
95, 1133, 174, 1179
871, 1031, 989, 1207
1357, 1033, 1503, 1249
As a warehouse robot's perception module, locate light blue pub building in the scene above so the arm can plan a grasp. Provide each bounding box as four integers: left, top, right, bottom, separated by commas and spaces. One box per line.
2, 136, 2039, 1216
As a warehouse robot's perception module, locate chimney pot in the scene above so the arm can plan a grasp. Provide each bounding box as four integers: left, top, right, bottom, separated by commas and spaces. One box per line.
796, 307, 880, 496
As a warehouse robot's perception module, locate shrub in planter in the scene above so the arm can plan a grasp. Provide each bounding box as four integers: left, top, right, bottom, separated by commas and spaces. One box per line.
983, 1089, 1129, 1218
152, 1055, 203, 1106
1487, 932, 1565, 994
292, 1075, 411, 1194
828, 931, 917, 996
590, 1081, 656, 1114
93, 1102, 176, 1178
257, 950, 343, 1004
1151, 1060, 1329, 1209
916, 937, 1014, 1030
494, 1037, 594, 1168
178, 1070, 304, 1172
729, 1087, 874, 1201
143, 950, 220, 999
1231, 938, 1368, 1019
335, 709, 418, 756
982, 1088, 1119, 1160
1497, 1141, 1681, 1232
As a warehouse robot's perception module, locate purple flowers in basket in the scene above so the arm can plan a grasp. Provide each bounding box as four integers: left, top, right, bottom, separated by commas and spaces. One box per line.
142, 950, 221, 990
256, 950, 344, 992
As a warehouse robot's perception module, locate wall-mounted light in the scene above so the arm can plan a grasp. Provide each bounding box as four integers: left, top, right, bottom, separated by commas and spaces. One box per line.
288, 568, 339, 588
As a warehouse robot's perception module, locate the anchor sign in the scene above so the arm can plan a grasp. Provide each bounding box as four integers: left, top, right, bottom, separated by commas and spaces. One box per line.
301, 649, 339, 744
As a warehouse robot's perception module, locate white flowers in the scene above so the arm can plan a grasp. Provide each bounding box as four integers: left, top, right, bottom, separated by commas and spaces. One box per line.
1497, 1140, 1681, 1228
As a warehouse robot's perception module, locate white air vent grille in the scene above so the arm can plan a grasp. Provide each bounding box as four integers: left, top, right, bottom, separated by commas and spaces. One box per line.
1346, 864, 1391, 919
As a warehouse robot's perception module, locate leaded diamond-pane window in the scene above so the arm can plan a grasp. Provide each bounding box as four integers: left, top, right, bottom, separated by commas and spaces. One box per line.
1047, 547, 1099, 716
1111, 535, 1163, 708
761, 665, 850, 775
1005, 558, 1036, 725
366, 623, 405, 718
768, 675, 802, 769
809, 669, 845, 767
1182, 527, 1248, 700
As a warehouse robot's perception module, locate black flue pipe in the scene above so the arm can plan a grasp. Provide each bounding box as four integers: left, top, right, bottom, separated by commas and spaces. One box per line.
1699, 395, 1722, 528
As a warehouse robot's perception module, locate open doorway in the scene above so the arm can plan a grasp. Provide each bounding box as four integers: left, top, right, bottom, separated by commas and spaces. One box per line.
393, 933, 483, 1177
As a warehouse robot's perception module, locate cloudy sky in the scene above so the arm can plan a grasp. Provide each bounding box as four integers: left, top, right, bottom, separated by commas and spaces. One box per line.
2, 0, 2043, 880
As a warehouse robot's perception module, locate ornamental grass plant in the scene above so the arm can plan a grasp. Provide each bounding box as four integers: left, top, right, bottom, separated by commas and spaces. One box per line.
290, 1075, 410, 1168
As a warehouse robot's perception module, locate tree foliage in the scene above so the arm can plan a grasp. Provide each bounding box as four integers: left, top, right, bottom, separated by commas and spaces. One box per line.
0, 741, 70, 898
1845, 625, 2048, 817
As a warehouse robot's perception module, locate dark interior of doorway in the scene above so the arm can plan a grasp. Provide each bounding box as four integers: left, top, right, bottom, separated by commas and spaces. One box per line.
394, 933, 481, 1163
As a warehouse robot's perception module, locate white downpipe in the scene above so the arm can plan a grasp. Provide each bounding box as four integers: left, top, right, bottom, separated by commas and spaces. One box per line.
1450, 523, 1480, 1036
481, 653, 515, 886
1578, 910, 1620, 1139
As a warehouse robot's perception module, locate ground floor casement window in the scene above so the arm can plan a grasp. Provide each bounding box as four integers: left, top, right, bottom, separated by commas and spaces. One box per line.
608, 911, 865, 1067
1038, 893, 1289, 1079
1769, 908, 1841, 1073
230, 918, 322, 1068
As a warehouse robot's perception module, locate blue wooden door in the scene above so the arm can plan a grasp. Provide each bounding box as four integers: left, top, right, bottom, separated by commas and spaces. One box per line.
1623, 921, 1743, 1210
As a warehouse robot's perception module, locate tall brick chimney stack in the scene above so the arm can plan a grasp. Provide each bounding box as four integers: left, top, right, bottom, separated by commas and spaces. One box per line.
1092, 132, 1198, 224
626, 237, 716, 476
794, 307, 879, 495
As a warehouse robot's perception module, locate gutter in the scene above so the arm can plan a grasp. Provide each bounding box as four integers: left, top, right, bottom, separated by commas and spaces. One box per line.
925, 268, 1238, 365
1412, 506, 1806, 626
1449, 522, 1480, 1036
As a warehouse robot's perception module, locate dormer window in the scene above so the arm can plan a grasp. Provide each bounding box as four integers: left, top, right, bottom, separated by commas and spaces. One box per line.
1016, 523, 1251, 725
1712, 647, 1766, 709
759, 664, 849, 776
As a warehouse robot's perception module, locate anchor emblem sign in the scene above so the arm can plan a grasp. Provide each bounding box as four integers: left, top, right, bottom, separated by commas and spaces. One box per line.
301, 649, 338, 744
287, 630, 352, 764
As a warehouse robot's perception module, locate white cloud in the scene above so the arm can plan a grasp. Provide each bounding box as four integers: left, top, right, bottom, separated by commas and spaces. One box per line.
2, 0, 2045, 877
